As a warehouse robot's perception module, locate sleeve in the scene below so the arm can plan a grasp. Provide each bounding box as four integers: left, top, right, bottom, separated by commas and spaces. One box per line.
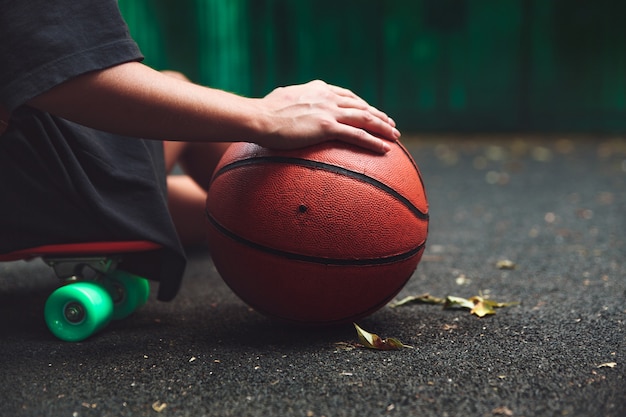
0, 0, 144, 112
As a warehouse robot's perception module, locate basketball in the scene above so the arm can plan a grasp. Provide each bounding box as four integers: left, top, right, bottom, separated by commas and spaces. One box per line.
205, 140, 429, 324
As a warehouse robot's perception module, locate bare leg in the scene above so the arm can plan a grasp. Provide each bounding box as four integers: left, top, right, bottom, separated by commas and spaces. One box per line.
166, 174, 208, 245
164, 140, 230, 246
163, 137, 231, 246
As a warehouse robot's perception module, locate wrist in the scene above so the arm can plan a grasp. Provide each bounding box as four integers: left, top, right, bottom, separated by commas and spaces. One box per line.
247, 98, 283, 148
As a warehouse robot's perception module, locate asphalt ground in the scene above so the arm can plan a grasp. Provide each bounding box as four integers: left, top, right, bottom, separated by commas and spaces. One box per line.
1, 135, 625, 417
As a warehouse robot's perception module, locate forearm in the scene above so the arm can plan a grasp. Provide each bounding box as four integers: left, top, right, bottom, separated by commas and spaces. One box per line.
28, 61, 399, 153
28, 62, 268, 143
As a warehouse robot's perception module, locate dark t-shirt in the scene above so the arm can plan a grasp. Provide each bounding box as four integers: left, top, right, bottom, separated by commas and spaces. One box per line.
0, 0, 186, 301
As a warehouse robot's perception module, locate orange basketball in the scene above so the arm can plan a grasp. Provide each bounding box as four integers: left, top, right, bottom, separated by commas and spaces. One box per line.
205, 140, 429, 324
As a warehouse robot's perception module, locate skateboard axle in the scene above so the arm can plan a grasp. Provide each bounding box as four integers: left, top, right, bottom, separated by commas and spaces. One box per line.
64, 302, 86, 324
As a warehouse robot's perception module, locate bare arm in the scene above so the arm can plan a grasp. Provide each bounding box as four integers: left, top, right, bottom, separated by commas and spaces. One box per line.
28, 62, 399, 153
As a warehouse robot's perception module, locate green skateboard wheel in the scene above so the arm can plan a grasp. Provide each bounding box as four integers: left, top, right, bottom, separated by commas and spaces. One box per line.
105, 270, 150, 320
44, 282, 113, 342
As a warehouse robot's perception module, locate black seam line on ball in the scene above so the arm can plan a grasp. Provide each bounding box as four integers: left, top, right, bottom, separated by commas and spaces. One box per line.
214, 156, 429, 221
206, 211, 426, 266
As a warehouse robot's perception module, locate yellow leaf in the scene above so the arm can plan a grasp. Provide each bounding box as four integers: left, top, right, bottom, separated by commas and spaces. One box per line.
470, 299, 497, 317
496, 259, 517, 270
390, 292, 518, 318
388, 293, 445, 308
469, 296, 519, 317
353, 323, 413, 350
492, 406, 514, 416
597, 362, 617, 368
152, 401, 167, 413
444, 296, 475, 310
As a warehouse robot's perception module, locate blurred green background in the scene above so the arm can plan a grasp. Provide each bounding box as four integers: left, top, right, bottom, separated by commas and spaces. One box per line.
119, 0, 626, 133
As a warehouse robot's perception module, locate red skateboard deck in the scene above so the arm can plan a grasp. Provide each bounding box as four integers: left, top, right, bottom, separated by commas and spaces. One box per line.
0, 240, 161, 262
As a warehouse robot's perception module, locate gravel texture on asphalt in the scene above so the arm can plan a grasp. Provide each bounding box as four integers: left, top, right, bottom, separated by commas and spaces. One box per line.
1, 135, 624, 417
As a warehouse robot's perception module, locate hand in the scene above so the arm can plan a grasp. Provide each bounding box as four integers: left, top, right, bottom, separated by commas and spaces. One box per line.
259, 80, 400, 154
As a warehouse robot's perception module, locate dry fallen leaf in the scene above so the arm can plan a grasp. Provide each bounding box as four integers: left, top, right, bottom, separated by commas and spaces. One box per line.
492, 406, 514, 416
152, 401, 167, 413
470, 298, 498, 317
444, 296, 475, 310
597, 362, 617, 369
353, 323, 413, 350
390, 293, 519, 318
468, 296, 520, 318
496, 259, 517, 270
388, 293, 446, 308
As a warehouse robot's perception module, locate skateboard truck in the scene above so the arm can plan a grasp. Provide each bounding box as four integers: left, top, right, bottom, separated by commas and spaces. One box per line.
44, 255, 134, 306
44, 256, 118, 282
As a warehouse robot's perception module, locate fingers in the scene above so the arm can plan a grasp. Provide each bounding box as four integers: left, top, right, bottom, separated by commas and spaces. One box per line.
328, 84, 364, 101
330, 94, 400, 143
321, 84, 401, 153
329, 85, 393, 123
336, 97, 398, 131
324, 82, 398, 136
336, 108, 399, 142
263, 80, 401, 154
292, 81, 398, 132
329, 124, 393, 155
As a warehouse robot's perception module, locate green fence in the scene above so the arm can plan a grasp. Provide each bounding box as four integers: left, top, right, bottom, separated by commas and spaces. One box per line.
119, 0, 626, 133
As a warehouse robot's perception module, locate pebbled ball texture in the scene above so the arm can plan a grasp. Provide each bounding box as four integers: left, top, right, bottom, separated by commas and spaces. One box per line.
205, 140, 429, 325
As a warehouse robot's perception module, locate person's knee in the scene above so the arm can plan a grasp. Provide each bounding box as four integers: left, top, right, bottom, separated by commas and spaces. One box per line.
163, 141, 188, 173
167, 175, 208, 246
